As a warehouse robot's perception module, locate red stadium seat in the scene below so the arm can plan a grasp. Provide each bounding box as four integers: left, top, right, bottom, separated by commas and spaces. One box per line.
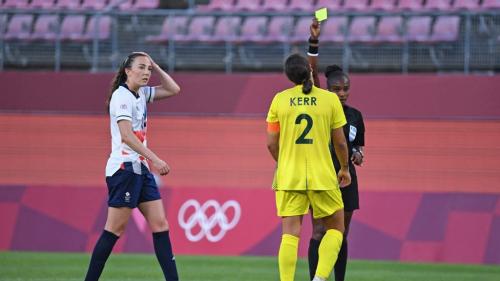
343, 0, 370, 11
235, 16, 268, 43
373, 16, 404, 43
145, 16, 189, 44
482, 0, 500, 9
198, 0, 235, 11
59, 15, 86, 41
260, 16, 294, 43
30, 15, 58, 41
29, 0, 56, 10
424, 0, 452, 11
315, 0, 342, 11
320, 16, 348, 43
2, 0, 30, 9
134, 0, 159, 9
289, 16, 313, 44
108, 0, 134, 10
288, 0, 315, 12
4, 15, 33, 41
55, 0, 81, 10
370, 0, 397, 11
348, 16, 376, 42
398, 0, 424, 11
232, 0, 262, 12
428, 16, 460, 43
452, 0, 481, 11
175, 16, 216, 43
405, 16, 432, 42
262, 0, 287, 11
81, 0, 108, 10
199, 16, 241, 43
75, 16, 112, 42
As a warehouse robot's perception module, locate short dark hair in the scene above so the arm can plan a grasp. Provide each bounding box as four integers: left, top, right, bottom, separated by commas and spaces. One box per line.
325, 64, 349, 89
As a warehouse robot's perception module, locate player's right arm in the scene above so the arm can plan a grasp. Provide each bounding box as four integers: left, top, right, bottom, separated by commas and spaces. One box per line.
117, 121, 170, 176
266, 95, 280, 162
308, 18, 321, 87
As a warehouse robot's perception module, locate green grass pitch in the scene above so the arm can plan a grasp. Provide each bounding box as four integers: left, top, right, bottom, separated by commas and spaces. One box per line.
0, 251, 499, 281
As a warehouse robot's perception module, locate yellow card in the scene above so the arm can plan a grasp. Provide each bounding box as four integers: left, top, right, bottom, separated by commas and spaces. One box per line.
315, 7, 328, 22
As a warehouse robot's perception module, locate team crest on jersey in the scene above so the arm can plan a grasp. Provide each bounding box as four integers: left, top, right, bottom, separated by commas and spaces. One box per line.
349, 125, 357, 142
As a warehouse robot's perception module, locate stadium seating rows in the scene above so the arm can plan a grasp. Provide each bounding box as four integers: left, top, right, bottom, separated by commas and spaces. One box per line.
0, 0, 159, 10
1, 13, 462, 44
145, 14, 461, 45
198, 0, 500, 12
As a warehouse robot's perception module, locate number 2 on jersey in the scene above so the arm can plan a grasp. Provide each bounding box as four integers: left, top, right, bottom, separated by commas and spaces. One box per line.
295, 114, 313, 144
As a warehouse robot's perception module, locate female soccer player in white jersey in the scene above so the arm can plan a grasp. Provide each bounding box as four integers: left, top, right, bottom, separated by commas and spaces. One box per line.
84, 52, 180, 281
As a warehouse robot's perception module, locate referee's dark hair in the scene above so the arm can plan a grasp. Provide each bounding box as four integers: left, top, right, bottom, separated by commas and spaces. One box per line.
325, 64, 350, 90
285, 54, 313, 95
106, 52, 147, 112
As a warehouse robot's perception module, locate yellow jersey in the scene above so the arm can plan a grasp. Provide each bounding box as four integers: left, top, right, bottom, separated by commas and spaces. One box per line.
266, 85, 346, 191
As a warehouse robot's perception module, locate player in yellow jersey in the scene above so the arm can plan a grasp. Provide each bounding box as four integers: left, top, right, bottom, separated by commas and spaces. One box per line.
266, 53, 351, 281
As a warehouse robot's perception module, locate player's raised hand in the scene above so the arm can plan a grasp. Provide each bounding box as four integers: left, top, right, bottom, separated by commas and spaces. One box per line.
310, 18, 321, 40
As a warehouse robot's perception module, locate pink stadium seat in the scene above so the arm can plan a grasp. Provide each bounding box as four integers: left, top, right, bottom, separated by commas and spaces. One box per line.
55, 0, 81, 10
75, 16, 112, 42
424, 0, 452, 11
29, 0, 56, 10
289, 16, 313, 43
260, 16, 294, 43
288, 0, 315, 11
134, 0, 159, 9
315, 0, 342, 11
4, 15, 33, 41
201, 16, 241, 43
145, 16, 189, 44
262, 0, 287, 11
59, 15, 86, 41
198, 0, 235, 11
321, 16, 348, 43
81, 0, 108, 10
343, 0, 370, 11
398, 0, 424, 11
236, 16, 268, 43
232, 0, 261, 11
405, 16, 432, 42
3, 0, 30, 9
30, 15, 58, 41
175, 16, 215, 43
482, 0, 500, 9
348, 16, 376, 42
370, 0, 397, 11
373, 16, 403, 43
108, 0, 134, 10
428, 16, 460, 43
452, 0, 480, 11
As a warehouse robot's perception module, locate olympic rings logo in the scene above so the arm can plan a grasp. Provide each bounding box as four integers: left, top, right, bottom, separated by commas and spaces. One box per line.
178, 199, 241, 242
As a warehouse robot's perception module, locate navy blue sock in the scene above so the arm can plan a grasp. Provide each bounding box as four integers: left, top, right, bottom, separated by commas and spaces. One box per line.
153, 231, 179, 281
308, 238, 320, 281
84, 230, 119, 281
334, 239, 348, 281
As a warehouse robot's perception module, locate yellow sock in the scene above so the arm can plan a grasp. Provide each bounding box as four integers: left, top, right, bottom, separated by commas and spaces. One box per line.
278, 234, 299, 281
315, 229, 343, 279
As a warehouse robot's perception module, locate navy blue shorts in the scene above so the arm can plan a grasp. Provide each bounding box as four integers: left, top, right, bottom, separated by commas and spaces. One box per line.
106, 163, 161, 208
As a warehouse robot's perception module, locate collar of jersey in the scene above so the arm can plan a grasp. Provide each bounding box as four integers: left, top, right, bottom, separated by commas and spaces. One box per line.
120, 83, 140, 99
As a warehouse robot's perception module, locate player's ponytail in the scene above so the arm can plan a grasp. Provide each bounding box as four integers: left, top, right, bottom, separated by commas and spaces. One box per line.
285, 54, 313, 95
106, 53, 145, 113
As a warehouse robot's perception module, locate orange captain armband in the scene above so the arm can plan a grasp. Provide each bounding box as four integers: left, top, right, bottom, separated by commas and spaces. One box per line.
267, 122, 280, 133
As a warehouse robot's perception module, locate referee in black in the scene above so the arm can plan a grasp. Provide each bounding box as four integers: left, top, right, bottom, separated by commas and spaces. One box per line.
306, 18, 366, 281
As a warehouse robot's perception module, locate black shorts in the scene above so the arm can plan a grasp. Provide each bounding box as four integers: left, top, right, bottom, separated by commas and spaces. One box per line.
340, 174, 359, 212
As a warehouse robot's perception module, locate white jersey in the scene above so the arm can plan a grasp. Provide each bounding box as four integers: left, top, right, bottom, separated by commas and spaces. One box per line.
105, 84, 155, 176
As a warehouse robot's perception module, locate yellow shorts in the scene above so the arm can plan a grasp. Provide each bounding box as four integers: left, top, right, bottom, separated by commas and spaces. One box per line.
275, 189, 344, 219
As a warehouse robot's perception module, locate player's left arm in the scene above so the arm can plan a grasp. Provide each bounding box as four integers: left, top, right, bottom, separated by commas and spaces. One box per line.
139, 52, 180, 100
267, 123, 280, 162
